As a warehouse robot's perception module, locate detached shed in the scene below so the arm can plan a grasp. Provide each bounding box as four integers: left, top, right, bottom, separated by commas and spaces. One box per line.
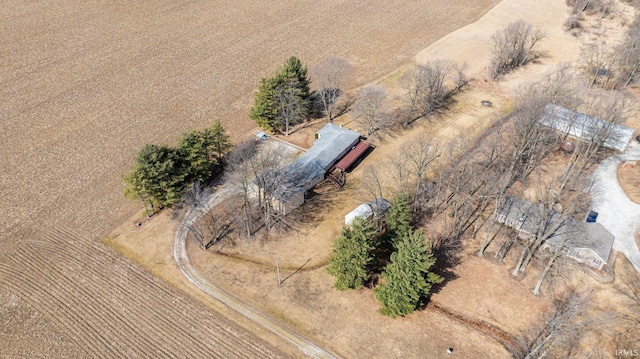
345, 204, 374, 226
344, 197, 390, 226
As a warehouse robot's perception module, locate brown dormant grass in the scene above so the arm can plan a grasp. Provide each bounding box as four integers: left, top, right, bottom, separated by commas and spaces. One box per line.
618, 162, 640, 204
0, 0, 501, 356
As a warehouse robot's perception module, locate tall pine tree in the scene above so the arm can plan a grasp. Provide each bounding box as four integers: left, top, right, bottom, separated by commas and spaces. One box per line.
124, 144, 188, 210
249, 56, 311, 132
374, 229, 443, 318
385, 191, 412, 247
178, 120, 232, 183
327, 218, 377, 290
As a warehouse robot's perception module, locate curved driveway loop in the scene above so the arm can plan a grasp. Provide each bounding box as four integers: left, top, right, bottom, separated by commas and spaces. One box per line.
174, 185, 338, 359
591, 142, 640, 272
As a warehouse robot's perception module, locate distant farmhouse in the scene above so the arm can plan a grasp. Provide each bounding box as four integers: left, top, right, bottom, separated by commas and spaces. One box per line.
539, 104, 635, 152
272, 124, 371, 214
495, 195, 615, 270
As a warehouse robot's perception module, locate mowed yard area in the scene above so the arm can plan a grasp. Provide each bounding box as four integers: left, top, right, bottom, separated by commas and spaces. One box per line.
0, 1, 502, 357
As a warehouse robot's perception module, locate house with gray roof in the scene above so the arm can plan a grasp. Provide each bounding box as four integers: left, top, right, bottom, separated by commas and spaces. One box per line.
272, 124, 362, 214
539, 104, 635, 152
543, 221, 614, 270
495, 195, 615, 270
494, 195, 566, 241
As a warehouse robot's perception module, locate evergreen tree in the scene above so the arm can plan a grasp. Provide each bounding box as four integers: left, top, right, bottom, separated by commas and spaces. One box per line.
178, 120, 232, 183
385, 191, 412, 247
124, 144, 188, 210
374, 229, 443, 318
327, 218, 377, 290
279, 56, 311, 104
249, 56, 311, 132
249, 76, 279, 131
208, 120, 232, 161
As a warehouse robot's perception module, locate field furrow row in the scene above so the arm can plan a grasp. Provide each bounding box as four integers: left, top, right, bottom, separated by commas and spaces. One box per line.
40, 228, 240, 357
23, 236, 218, 358
50, 226, 280, 358
23, 241, 181, 358
36, 227, 273, 358
0, 262, 108, 358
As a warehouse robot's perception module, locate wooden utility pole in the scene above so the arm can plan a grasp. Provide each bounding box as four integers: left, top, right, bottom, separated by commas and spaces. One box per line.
276, 258, 281, 286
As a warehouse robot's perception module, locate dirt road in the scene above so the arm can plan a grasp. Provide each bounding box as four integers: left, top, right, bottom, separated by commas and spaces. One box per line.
174, 185, 338, 358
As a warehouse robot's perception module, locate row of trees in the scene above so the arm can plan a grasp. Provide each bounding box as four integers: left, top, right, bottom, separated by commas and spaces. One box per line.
327, 193, 442, 318
123, 121, 232, 213
250, 55, 468, 137
581, 13, 640, 89
345, 59, 469, 138
361, 66, 633, 291
250, 56, 354, 134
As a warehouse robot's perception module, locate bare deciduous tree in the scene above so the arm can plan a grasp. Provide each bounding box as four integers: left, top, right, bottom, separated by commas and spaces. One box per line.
519, 289, 600, 358
491, 21, 546, 79
226, 139, 259, 238
613, 261, 640, 349
361, 164, 385, 201
182, 182, 237, 249
352, 83, 393, 136
274, 78, 308, 136
311, 57, 352, 121
401, 60, 468, 125
581, 42, 617, 89
507, 169, 592, 277
401, 134, 441, 194
503, 70, 580, 182
614, 18, 640, 88
248, 144, 294, 240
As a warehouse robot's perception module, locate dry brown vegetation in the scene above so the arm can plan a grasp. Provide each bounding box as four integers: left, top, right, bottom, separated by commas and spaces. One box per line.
618, 161, 640, 203
4, 0, 640, 357
0, 0, 505, 357
110, 0, 640, 350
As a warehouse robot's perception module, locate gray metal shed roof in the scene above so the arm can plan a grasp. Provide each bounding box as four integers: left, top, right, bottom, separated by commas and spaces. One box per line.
539, 104, 635, 151
275, 124, 360, 200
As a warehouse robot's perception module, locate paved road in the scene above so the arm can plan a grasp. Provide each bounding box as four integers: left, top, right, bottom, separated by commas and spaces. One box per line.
174, 185, 338, 359
591, 142, 640, 272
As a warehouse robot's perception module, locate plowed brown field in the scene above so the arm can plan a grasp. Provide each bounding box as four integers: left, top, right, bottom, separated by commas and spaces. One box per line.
1, 0, 499, 356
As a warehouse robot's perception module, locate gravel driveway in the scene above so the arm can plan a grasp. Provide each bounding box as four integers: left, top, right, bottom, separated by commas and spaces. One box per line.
591, 142, 640, 273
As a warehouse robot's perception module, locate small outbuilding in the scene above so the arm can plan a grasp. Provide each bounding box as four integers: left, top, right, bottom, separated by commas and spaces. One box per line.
345, 197, 391, 226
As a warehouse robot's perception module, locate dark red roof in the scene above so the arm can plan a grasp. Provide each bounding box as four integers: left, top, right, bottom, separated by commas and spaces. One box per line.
335, 140, 370, 171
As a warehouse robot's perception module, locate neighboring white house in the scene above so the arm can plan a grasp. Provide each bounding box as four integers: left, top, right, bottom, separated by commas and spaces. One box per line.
538, 104, 635, 152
